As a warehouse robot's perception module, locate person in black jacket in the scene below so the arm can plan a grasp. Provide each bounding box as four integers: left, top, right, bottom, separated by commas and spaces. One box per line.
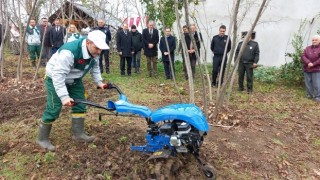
37, 17, 51, 66
131, 25, 143, 73
93, 19, 112, 74
190, 24, 202, 52
235, 31, 259, 93
183, 28, 197, 80
160, 27, 176, 79
116, 23, 134, 76
49, 18, 66, 55
142, 20, 159, 78
210, 25, 231, 87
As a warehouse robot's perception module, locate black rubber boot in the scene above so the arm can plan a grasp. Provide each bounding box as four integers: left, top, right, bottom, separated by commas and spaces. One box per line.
72, 118, 95, 142
37, 122, 56, 151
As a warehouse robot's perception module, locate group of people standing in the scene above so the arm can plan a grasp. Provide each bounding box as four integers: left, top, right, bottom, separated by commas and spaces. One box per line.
25, 17, 318, 101
25, 18, 110, 69
114, 20, 178, 79
116, 20, 173, 78
25, 18, 84, 68
210, 25, 260, 94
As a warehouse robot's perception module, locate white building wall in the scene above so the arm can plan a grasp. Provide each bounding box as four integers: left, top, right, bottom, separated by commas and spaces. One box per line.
190, 0, 320, 67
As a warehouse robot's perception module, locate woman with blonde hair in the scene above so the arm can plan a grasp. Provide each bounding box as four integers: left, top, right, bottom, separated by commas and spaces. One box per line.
65, 24, 81, 43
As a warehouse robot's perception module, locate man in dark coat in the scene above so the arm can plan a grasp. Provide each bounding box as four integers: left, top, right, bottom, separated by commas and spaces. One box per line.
160, 27, 176, 79
235, 31, 259, 93
131, 25, 143, 73
93, 19, 112, 74
142, 20, 159, 78
116, 23, 134, 76
210, 25, 231, 87
49, 18, 66, 55
183, 32, 196, 79
37, 17, 51, 66
190, 24, 202, 53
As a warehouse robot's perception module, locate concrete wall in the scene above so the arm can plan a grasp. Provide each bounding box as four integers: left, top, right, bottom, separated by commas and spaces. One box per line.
191, 0, 320, 67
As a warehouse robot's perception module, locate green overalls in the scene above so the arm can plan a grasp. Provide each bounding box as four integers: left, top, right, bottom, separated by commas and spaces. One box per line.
42, 39, 95, 123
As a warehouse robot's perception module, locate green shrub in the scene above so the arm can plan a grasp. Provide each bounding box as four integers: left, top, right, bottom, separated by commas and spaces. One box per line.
254, 66, 279, 84
279, 61, 304, 86
279, 20, 306, 86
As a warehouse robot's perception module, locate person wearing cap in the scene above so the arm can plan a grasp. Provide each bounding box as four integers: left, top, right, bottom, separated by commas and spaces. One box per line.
37, 30, 109, 151
235, 31, 259, 93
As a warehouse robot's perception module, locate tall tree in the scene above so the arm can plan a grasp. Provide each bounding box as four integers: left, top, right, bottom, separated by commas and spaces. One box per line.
16, 0, 39, 82
0, 0, 10, 78
214, 0, 270, 117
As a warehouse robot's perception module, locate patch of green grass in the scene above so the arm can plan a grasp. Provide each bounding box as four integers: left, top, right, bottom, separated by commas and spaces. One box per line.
72, 163, 81, 168
44, 151, 56, 163
88, 143, 97, 149
118, 136, 128, 143
0, 152, 31, 179
272, 112, 289, 122
314, 139, 320, 147
101, 119, 110, 126
103, 171, 112, 180
255, 81, 277, 93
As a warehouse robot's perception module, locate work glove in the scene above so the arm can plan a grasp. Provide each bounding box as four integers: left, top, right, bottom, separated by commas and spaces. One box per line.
62, 97, 74, 106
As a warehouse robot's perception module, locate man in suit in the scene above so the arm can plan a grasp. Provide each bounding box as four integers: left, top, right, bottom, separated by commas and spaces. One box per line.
142, 20, 159, 78
93, 19, 111, 74
49, 18, 66, 55
37, 17, 51, 66
116, 23, 134, 76
159, 27, 176, 79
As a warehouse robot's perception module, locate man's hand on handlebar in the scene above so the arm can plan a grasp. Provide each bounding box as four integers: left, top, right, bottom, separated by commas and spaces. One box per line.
97, 83, 115, 91
62, 97, 74, 106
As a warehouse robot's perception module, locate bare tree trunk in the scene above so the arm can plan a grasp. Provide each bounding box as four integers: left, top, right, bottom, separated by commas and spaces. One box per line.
181, 0, 195, 103
191, 16, 213, 101
187, 18, 208, 117
159, 0, 182, 103
214, 0, 269, 117
174, 0, 194, 103
0, 0, 10, 78
184, 1, 207, 115
225, 0, 240, 86
33, 0, 54, 81
16, 0, 39, 82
